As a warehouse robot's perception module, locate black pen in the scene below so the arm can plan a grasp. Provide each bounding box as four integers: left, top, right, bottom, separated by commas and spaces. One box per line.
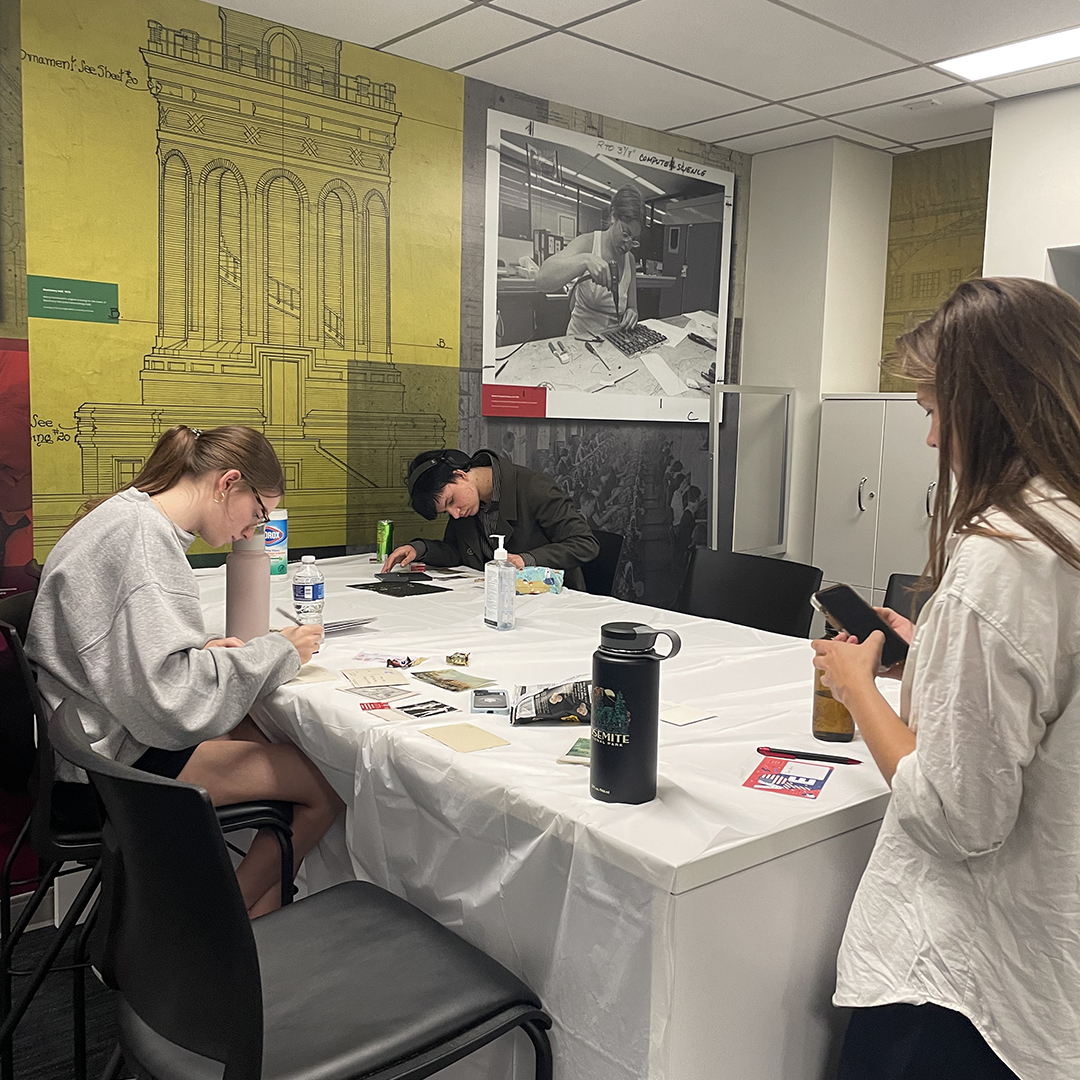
757, 745, 862, 765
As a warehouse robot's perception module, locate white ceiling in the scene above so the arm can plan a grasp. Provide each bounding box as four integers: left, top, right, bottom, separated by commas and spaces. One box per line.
223, 0, 1080, 154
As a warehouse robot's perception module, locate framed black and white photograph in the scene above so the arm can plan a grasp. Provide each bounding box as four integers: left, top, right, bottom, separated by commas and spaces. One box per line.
482, 110, 734, 423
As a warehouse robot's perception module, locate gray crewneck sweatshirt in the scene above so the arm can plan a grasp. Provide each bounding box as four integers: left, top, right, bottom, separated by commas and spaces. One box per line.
27, 488, 300, 779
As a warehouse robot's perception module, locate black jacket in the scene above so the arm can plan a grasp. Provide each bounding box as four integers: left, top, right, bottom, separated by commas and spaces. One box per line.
411, 453, 599, 590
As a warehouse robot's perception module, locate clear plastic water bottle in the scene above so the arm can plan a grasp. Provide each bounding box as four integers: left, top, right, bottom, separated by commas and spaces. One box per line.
292, 555, 325, 627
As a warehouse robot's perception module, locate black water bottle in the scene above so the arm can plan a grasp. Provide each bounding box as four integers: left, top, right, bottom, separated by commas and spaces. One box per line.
590, 622, 682, 804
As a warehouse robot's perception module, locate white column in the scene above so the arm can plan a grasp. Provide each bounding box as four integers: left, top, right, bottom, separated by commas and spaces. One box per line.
740, 138, 891, 564
983, 85, 1080, 279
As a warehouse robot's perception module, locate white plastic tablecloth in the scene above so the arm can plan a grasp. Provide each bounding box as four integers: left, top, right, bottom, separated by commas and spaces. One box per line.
196, 556, 892, 1080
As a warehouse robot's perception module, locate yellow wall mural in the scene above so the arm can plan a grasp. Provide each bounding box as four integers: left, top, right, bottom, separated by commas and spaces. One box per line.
879, 139, 991, 392
21, 0, 463, 556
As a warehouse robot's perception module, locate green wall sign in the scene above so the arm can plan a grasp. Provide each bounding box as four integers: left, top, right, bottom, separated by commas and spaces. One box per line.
28, 275, 119, 323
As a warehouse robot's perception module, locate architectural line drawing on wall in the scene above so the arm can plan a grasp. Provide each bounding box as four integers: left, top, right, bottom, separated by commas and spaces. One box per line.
37, 8, 446, 547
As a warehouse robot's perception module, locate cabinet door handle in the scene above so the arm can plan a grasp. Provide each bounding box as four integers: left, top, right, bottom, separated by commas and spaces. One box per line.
926, 481, 937, 518
857, 477, 875, 512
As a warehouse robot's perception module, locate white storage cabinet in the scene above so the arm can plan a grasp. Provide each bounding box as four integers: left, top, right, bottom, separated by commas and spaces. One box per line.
812, 394, 939, 611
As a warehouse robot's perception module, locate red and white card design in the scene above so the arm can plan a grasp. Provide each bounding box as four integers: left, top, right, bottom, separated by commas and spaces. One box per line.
743, 756, 833, 799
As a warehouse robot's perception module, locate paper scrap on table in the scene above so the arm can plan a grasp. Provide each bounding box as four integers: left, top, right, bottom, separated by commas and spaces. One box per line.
743, 756, 833, 799
352, 650, 428, 667
640, 318, 689, 348
420, 723, 510, 753
285, 665, 341, 686
640, 352, 686, 396
412, 669, 496, 692
660, 702, 717, 726
687, 311, 719, 335
341, 667, 412, 688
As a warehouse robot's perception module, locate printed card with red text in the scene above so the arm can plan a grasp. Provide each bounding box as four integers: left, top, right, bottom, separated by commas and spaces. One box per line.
743, 756, 834, 799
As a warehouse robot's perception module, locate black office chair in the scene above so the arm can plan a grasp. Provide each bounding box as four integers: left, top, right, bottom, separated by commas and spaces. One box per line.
0, 616, 296, 1080
884, 572, 934, 624
581, 530, 625, 597
47, 699, 554, 1080
673, 548, 824, 637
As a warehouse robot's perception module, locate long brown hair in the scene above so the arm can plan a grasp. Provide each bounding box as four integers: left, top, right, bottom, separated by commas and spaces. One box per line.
80, 425, 285, 517
895, 277, 1080, 586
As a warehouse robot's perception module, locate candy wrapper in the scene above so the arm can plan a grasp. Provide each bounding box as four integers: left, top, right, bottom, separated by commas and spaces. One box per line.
515, 566, 564, 594
511, 679, 591, 725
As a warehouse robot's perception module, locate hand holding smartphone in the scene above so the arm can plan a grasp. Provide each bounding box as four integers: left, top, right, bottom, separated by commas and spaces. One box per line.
812, 584, 910, 668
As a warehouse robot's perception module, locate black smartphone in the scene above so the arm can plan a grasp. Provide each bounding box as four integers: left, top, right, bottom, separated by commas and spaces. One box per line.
812, 584, 910, 667
375, 570, 431, 582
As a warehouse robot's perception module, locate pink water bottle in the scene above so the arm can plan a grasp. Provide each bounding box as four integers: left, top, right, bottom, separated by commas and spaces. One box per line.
225, 527, 270, 642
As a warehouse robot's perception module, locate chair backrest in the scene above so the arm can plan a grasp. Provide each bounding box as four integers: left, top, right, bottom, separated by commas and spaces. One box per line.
0, 618, 37, 794
674, 548, 823, 637
581, 530, 625, 597
884, 572, 934, 624
49, 700, 264, 1078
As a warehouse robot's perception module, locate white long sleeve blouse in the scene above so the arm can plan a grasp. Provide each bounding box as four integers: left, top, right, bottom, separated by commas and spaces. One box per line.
834, 482, 1080, 1080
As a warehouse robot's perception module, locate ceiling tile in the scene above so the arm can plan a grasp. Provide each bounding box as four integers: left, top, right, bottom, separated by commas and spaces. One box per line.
790, 67, 963, 116
572, 0, 904, 99
837, 85, 995, 143
909, 129, 993, 150
722, 118, 900, 154
221, 0, 471, 48
383, 6, 543, 68
781, 0, 1080, 62
671, 104, 809, 142
490, 0, 641, 27
975, 57, 1080, 99
460, 32, 761, 129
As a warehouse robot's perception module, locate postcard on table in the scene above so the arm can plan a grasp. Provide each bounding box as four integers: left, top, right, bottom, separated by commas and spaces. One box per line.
557, 736, 591, 765
420, 723, 510, 753
743, 756, 833, 799
396, 699, 460, 719
341, 667, 412, 688
285, 665, 341, 686
412, 669, 496, 693
338, 684, 417, 703
659, 702, 717, 727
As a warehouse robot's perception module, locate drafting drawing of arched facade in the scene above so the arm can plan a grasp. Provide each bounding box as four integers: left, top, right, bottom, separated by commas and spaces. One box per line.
70, 9, 444, 548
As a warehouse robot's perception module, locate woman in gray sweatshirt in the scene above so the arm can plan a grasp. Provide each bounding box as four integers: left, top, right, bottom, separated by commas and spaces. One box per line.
27, 424, 341, 918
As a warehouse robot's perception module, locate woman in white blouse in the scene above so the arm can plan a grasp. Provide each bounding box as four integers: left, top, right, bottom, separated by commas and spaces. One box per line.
813, 277, 1080, 1080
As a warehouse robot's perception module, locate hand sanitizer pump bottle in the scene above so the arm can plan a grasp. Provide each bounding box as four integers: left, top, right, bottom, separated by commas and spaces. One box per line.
484, 534, 516, 631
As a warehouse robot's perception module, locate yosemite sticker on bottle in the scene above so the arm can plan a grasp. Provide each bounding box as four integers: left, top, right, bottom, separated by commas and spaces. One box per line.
591, 685, 630, 746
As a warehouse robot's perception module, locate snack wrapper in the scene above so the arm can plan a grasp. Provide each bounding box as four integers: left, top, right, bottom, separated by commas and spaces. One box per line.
511, 679, 591, 725
515, 566, 565, 594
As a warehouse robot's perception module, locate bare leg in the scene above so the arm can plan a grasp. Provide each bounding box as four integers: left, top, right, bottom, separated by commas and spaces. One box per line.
178, 721, 344, 917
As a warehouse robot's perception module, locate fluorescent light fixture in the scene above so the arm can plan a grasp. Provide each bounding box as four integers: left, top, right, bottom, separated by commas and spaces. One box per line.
597, 155, 667, 195
936, 25, 1080, 81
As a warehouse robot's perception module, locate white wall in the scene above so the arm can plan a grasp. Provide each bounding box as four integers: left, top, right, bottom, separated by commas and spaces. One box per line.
740, 138, 891, 564
984, 84, 1080, 278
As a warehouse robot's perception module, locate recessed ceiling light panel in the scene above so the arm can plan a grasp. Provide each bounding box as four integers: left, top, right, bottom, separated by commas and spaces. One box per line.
936, 25, 1080, 81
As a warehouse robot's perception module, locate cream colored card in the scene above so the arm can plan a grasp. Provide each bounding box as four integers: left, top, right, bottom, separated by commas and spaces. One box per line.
660, 702, 717, 726
341, 667, 412, 688
420, 723, 510, 753
286, 665, 341, 686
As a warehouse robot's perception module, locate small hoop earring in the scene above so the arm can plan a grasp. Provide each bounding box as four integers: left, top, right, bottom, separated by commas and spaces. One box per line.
213, 491, 225, 504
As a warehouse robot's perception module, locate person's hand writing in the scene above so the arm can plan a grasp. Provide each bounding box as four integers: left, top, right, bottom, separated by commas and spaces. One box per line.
812, 632, 884, 709
280, 624, 323, 665
382, 544, 418, 572
204, 637, 244, 649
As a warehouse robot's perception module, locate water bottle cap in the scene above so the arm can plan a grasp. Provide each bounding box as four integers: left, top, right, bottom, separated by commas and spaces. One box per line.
599, 622, 681, 658
301, 554, 315, 564
231, 527, 265, 553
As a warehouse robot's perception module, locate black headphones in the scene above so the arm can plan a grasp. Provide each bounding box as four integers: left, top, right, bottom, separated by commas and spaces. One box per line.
405, 449, 473, 494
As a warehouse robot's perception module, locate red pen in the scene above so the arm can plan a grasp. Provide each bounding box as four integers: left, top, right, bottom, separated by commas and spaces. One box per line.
757, 746, 862, 766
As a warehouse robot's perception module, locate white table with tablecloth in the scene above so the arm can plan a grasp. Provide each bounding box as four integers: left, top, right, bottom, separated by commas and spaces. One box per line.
196, 556, 892, 1080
